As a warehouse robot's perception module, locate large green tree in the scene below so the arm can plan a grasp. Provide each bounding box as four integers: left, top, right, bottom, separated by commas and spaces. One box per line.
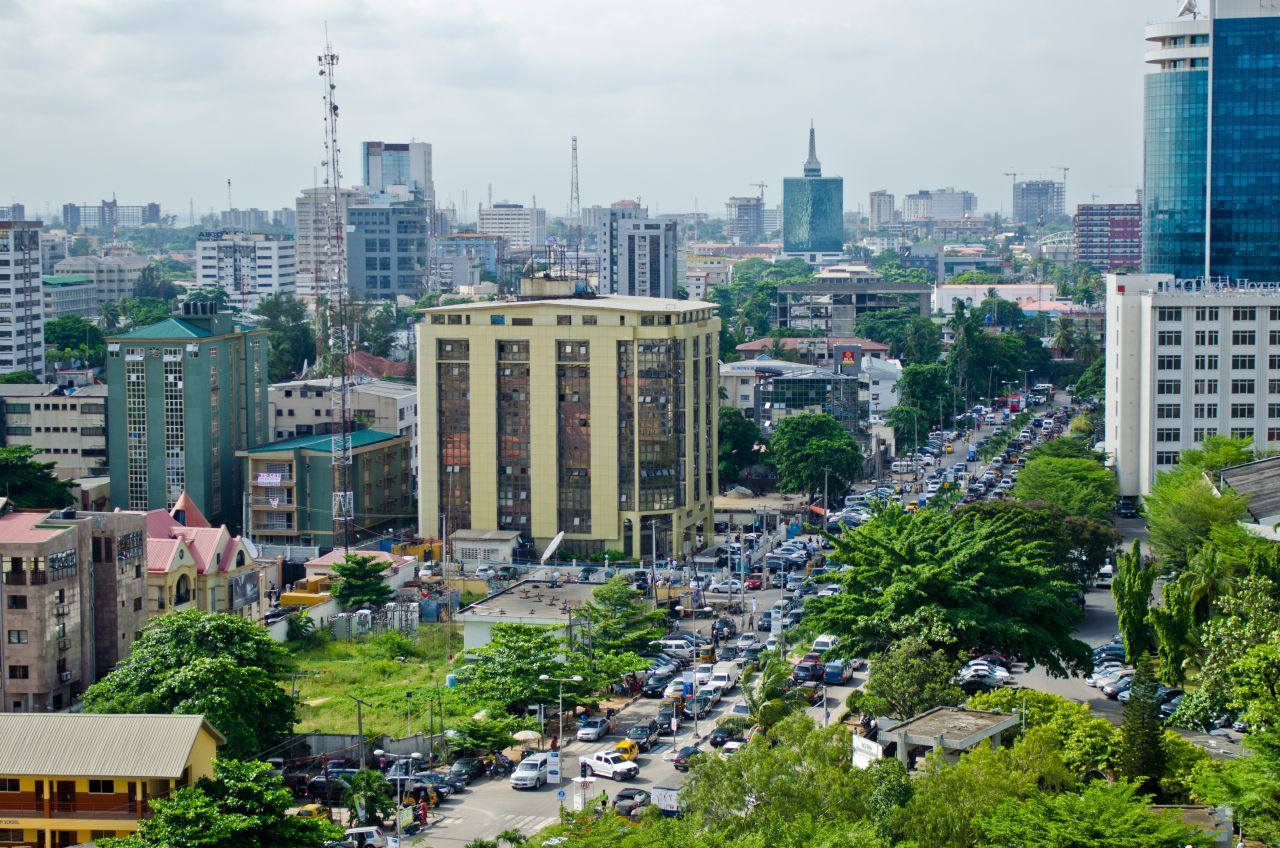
807, 505, 1091, 675
717, 406, 761, 485
103, 759, 341, 848
1179, 434, 1254, 475
1115, 655, 1167, 798
44, 314, 105, 353
359, 303, 398, 358
454, 623, 587, 715
847, 637, 962, 720
885, 404, 927, 453
580, 575, 667, 656
253, 294, 317, 382
0, 446, 75, 507
767, 413, 862, 497
897, 363, 958, 426
957, 499, 1119, 591
1143, 465, 1249, 568
1113, 540, 1155, 662
81, 610, 296, 758
1013, 456, 1119, 523
330, 553, 394, 609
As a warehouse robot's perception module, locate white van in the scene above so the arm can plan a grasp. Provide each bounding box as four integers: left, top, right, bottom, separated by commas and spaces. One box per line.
709, 661, 740, 692
1095, 564, 1114, 589
343, 827, 389, 847
812, 634, 841, 654
651, 637, 695, 659
510, 753, 551, 789
891, 461, 914, 474
1033, 383, 1053, 393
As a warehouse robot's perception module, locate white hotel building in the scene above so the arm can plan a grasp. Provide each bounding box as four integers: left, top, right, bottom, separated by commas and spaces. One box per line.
1106, 273, 1280, 496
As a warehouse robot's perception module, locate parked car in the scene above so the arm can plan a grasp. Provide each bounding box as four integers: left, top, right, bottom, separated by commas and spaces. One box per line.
626, 720, 661, 751
495, 565, 521, 580
509, 754, 550, 790
736, 632, 760, 650
672, 746, 702, 772
745, 573, 764, 590
712, 618, 737, 639
612, 787, 652, 817
577, 712, 618, 741
449, 758, 487, 784
707, 725, 739, 748
642, 672, 674, 698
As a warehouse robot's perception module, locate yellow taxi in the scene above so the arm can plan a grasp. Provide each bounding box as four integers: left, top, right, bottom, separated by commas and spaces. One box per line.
293, 803, 330, 820
944, 443, 954, 454
614, 739, 640, 761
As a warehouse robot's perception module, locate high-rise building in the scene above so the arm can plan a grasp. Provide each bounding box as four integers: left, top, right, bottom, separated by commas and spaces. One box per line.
272, 207, 297, 229
293, 186, 368, 301
1012, 180, 1065, 225
218, 209, 269, 230
1105, 273, 1280, 496
194, 231, 296, 312
901, 188, 977, 222
477, 204, 546, 253
725, 196, 765, 242
0, 222, 45, 376
869, 191, 895, 229
1143, 2, 1280, 281
598, 209, 678, 299
106, 303, 270, 528
1075, 203, 1142, 272
61, 201, 161, 232
362, 141, 435, 206
345, 202, 431, 301
0, 204, 25, 222
435, 233, 505, 277
782, 125, 844, 263
417, 295, 719, 559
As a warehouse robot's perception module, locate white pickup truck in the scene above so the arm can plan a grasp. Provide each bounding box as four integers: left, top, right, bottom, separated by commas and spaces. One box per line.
582, 751, 640, 781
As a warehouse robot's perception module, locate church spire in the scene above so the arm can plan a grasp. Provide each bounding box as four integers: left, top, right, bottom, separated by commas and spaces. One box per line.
803, 120, 822, 177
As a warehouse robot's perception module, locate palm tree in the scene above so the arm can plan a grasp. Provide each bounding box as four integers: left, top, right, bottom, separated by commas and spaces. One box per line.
742, 655, 810, 732
101, 300, 120, 332
1053, 316, 1077, 359
342, 769, 395, 826
1075, 332, 1101, 366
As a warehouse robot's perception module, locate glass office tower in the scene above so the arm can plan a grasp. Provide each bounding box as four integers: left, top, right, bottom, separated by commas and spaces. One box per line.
1142, 4, 1280, 281
782, 125, 844, 256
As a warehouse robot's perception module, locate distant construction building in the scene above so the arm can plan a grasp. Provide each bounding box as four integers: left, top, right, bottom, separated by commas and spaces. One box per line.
725, 196, 765, 242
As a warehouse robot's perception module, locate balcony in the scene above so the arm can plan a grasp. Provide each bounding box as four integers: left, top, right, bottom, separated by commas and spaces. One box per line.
249, 495, 296, 508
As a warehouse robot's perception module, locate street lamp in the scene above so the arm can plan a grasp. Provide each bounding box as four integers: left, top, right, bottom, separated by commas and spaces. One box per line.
539, 674, 584, 750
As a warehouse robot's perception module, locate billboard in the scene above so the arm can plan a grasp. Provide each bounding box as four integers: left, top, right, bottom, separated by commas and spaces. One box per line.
833, 344, 863, 376
230, 570, 261, 611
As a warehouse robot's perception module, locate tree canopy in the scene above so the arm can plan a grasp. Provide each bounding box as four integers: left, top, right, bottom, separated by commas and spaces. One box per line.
767, 413, 862, 497
81, 610, 296, 758
717, 406, 761, 486
1013, 456, 1118, 523
330, 553, 394, 609
806, 504, 1090, 675
0, 446, 75, 508
580, 576, 667, 656
1143, 465, 1249, 568
252, 294, 317, 382
847, 637, 962, 720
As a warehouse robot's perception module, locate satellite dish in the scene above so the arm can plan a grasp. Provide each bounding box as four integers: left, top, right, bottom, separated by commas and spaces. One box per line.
1177, 0, 1199, 18
541, 531, 565, 564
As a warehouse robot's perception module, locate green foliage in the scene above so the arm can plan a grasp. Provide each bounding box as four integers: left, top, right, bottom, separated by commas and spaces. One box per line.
285, 610, 317, 644
717, 406, 761, 485
359, 302, 398, 358
103, 758, 342, 848
1074, 355, 1105, 400
853, 307, 942, 365
366, 629, 421, 661
121, 296, 173, 330
847, 637, 962, 721
581, 576, 667, 656
886, 404, 927, 452
135, 263, 181, 300
44, 315, 107, 368
330, 553, 394, 609
183, 285, 231, 311
343, 769, 396, 826
1143, 464, 1250, 568
1194, 722, 1280, 844
1024, 437, 1104, 463
81, 610, 296, 758
0, 446, 75, 507
976, 780, 1211, 848
959, 498, 1119, 592
897, 363, 958, 424
1013, 456, 1118, 523
808, 505, 1090, 675
1116, 655, 1166, 798
864, 757, 913, 838
455, 623, 585, 715
967, 688, 1116, 777
252, 294, 317, 383
1179, 434, 1254, 475
0, 371, 38, 384
710, 257, 813, 346
766, 413, 863, 495
449, 713, 535, 756
740, 655, 812, 731
1113, 540, 1155, 662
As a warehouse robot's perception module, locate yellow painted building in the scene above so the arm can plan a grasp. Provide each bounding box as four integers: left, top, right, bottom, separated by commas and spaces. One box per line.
418, 295, 720, 560
0, 713, 223, 848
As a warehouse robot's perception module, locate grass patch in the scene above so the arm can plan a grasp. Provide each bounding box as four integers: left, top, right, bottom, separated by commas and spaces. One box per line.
288, 625, 466, 735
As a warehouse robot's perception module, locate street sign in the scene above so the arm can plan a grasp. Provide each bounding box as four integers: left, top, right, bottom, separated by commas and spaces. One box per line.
557, 789, 566, 799
547, 751, 561, 784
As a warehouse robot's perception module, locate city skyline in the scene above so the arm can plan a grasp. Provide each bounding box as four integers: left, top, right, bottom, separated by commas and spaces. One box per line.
2, 0, 1170, 223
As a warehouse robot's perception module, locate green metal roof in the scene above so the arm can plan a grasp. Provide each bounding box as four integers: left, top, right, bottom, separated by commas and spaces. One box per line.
41, 274, 93, 286
246, 429, 402, 454
112, 318, 213, 339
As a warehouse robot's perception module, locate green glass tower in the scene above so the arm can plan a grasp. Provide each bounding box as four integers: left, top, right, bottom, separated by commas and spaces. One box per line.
782, 124, 844, 257
106, 303, 269, 529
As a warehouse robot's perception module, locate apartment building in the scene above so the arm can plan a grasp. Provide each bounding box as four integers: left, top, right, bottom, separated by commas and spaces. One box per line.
41, 274, 97, 321
0, 222, 45, 377
194, 231, 296, 312
1106, 273, 1280, 496
1075, 203, 1142, 272
293, 186, 368, 301
477, 204, 546, 253
52, 253, 149, 305
268, 377, 418, 475
0, 385, 108, 480
598, 210, 678, 299
417, 295, 719, 560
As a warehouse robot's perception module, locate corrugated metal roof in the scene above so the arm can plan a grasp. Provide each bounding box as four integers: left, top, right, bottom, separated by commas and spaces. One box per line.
1220, 456, 1280, 522
0, 714, 223, 778
245, 428, 401, 454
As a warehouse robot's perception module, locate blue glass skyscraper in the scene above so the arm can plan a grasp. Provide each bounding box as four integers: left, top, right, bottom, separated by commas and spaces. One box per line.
782, 124, 844, 260
1143, 3, 1280, 281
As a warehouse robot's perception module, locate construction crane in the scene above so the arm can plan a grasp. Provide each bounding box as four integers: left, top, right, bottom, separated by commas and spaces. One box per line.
750, 181, 768, 200
317, 31, 355, 553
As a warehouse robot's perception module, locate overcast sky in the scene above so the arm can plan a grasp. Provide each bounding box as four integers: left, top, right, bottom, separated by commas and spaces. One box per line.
2, 0, 1175, 224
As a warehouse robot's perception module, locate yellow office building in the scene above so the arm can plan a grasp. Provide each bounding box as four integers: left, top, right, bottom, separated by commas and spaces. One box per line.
418, 294, 719, 561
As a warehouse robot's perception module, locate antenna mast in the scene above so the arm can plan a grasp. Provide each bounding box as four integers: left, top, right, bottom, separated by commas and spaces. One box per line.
318, 31, 354, 552
568, 136, 582, 251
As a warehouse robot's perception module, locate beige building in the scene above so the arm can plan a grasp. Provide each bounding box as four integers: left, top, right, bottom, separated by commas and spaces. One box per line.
41, 274, 97, 321
52, 253, 149, 305
418, 295, 719, 561
0, 385, 107, 480
268, 377, 418, 476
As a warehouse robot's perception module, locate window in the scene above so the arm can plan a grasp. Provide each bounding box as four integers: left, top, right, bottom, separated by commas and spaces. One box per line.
1270, 403, 1280, 419
88, 780, 115, 794
1233, 330, 1257, 346
1271, 379, 1280, 394
5, 595, 25, 610
1231, 403, 1256, 419
1156, 451, 1180, 465
1271, 331, 1280, 346
1157, 379, 1182, 395
1194, 403, 1219, 418
1158, 330, 1182, 346
512, 317, 533, 326
1157, 307, 1182, 321
1233, 355, 1257, 370
1232, 427, 1255, 439
1269, 428, 1280, 442
1194, 354, 1219, 369
489, 315, 505, 325
1194, 427, 1218, 441
1194, 378, 1219, 394
1156, 428, 1181, 442
581, 315, 597, 326
1196, 306, 1220, 321
132, 597, 142, 611
1233, 307, 1257, 322
1195, 330, 1220, 345
5, 630, 26, 644
556, 315, 572, 326
1232, 379, 1256, 394
0, 830, 22, 843
0, 779, 17, 792
7, 666, 27, 680
1156, 403, 1181, 419
1157, 355, 1182, 370
1271, 355, 1280, 370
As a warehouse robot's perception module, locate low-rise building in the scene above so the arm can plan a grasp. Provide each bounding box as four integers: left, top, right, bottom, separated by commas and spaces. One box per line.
935, 245, 1009, 282
862, 357, 903, 422
933, 282, 1060, 315
734, 336, 889, 366
0, 385, 108, 480
52, 254, 149, 305
776, 268, 930, 335
240, 430, 414, 550
41, 274, 97, 321
0, 712, 222, 846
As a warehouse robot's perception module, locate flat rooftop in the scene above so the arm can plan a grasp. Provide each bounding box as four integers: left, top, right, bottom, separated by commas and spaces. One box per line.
423, 294, 715, 314
884, 707, 1016, 744
458, 577, 599, 620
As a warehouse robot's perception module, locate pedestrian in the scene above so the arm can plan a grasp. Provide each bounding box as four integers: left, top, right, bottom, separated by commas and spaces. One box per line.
598, 789, 609, 811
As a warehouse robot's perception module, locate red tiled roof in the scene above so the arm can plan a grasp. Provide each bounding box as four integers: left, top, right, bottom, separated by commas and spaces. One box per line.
305, 549, 410, 570
347, 352, 411, 379
147, 538, 181, 573
170, 492, 210, 528
172, 526, 229, 575
0, 512, 74, 544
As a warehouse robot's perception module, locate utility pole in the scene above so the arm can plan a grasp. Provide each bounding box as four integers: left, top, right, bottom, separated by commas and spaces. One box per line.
349, 695, 370, 767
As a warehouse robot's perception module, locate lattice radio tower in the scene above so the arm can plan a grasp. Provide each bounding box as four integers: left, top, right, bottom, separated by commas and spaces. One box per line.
318, 32, 354, 551
568, 136, 582, 251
